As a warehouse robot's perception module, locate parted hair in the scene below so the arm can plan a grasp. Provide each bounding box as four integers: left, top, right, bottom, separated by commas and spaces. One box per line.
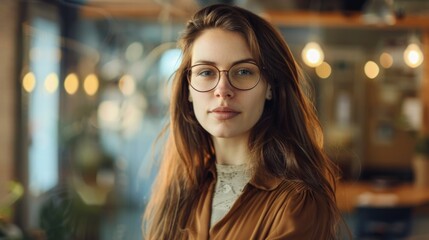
143, 4, 341, 239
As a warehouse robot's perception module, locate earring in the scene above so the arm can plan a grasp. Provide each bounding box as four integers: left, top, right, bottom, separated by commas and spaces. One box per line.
188, 94, 193, 102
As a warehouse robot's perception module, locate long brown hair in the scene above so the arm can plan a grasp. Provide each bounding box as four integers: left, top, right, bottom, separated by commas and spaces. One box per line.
143, 4, 342, 239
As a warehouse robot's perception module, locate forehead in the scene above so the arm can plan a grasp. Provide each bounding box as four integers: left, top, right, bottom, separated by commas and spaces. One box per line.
191, 28, 253, 66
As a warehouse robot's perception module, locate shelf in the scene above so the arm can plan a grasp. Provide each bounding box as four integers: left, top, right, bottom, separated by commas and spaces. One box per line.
262, 11, 429, 30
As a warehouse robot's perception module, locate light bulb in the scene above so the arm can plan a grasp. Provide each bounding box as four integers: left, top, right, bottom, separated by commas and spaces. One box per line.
379, 52, 393, 68
302, 42, 324, 68
44, 73, 59, 93
364, 61, 379, 79
84, 74, 99, 96
23, 72, 36, 93
404, 43, 423, 68
64, 73, 79, 95
315, 61, 332, 79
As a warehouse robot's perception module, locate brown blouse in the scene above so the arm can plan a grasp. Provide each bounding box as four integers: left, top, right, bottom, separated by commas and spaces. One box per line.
181, 166, 333, 239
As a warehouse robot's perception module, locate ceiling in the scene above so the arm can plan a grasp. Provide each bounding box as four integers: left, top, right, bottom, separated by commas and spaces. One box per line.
77, 0, 429, 28
82, 0, 429, 14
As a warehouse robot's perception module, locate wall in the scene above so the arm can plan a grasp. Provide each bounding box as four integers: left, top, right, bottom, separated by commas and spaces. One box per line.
0, 0, 19, 210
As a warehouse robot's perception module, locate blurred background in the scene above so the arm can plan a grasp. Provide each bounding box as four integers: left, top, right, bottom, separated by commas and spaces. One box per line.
1, 0, 429, 239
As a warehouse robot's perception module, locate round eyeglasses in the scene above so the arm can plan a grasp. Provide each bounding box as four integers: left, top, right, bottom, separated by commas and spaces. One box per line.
187, 61, 261, 92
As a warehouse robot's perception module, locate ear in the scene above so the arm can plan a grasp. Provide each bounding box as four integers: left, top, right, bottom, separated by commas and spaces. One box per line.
265, 85, 272, 100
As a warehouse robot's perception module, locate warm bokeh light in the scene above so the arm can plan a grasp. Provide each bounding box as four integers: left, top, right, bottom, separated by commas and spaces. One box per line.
98, 100, 120, 127
84, 74, 99, 96
64, 73, 79, 95
404, 43, 424, 68
301, 42, 324, 67
118, 74, 136, 96
379, 52, 393, 68
23, 72, 36, 93
364, 61, 380, 79
315, 61, 332, 79
44, 73, 59, 93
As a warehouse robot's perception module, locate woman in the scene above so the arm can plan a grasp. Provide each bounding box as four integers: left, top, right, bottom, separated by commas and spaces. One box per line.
143, 4, 344, 239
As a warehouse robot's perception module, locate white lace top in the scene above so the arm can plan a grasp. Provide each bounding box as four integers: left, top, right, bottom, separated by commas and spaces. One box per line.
210, 163, 252, 227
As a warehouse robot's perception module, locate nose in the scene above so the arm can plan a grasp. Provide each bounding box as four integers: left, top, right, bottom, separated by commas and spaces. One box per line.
214, 71, 234, 98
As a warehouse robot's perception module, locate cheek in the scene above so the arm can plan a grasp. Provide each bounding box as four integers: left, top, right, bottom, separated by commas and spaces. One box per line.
253, 98, 266, 119
191, 101, 202, 116
190, 93, 206, 120
247, 92, 267, 120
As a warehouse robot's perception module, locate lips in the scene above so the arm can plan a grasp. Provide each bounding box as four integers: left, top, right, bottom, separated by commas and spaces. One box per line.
209, 106, 240, 120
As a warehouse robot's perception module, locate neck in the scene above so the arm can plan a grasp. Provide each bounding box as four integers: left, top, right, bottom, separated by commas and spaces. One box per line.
212, 136, 251, 165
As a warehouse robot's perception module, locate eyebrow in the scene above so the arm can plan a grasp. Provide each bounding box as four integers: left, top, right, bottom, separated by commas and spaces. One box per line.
192, 58, 256, 66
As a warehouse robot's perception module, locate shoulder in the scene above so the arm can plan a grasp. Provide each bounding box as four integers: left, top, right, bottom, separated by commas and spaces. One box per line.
272, 180, 320, 201
274, 180, 331, 211
265, 180, 336, 239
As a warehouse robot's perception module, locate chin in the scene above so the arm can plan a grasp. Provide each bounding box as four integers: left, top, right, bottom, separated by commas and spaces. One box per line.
208, 129, 250, 140
206, 129, 234, 138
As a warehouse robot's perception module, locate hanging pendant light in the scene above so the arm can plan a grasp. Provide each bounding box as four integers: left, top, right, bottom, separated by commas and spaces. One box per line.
404, 43, 424, 68
302, 41, 324, 68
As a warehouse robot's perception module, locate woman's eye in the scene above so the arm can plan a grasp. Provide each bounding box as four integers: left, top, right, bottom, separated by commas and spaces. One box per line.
198, 70, 216, 77
237, 69, 252, 75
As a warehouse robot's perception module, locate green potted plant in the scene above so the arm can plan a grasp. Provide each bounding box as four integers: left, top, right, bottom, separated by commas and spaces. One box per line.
413, 135, 429, 187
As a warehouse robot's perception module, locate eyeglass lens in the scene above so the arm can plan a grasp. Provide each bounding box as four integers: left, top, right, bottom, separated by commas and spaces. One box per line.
188, 62, 260, 92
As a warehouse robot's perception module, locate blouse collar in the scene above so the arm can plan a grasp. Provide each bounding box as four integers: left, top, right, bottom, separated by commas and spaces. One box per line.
207, 163, 283, 191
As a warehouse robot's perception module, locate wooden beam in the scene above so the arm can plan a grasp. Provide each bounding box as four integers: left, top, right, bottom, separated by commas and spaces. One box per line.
79, 3, 195, 21
262, 11, 429, 30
